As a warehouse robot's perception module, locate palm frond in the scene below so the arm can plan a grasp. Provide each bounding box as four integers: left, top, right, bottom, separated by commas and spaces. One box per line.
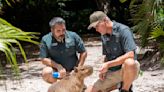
119, 0, 127, 3
130, 0, 163, 47
4, 0, 16, 7
151, 25, 164, 52
0, 18, 39, 77
0, 42, 20, 76
0, 18, 13, 26
151, 25, 164, 38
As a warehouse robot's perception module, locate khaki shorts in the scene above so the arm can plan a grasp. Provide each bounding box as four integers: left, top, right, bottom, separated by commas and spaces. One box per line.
93, 60, 140, 92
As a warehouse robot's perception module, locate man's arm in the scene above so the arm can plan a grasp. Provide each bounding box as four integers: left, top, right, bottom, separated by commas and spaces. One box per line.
41, 58, 64, 70
42, 58, 66, 78
73, 32, 87, 66
78, 51, 87, 66
108, 51, 134, 67
100, 51, 135, 73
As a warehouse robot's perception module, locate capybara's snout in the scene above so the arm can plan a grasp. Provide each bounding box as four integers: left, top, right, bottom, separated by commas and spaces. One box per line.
76, 65, 93, 77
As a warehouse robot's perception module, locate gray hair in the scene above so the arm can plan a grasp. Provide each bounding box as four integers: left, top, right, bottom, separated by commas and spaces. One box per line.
49, 17, 66, 28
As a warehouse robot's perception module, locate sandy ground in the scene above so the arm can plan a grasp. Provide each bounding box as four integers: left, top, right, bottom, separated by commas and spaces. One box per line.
0, 41, 164, 92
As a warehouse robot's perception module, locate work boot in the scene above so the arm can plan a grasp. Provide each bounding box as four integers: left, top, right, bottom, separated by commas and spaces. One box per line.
120, 89, 129, 92
119, 82, 133, 92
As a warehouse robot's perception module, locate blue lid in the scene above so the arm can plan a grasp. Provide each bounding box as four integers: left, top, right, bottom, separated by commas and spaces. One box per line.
52, 72, 60, 78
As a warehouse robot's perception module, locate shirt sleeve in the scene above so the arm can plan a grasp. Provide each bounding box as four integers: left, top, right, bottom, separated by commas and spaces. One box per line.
39, 38, 49, 58
121, 28, 137, 53
74, 33, 86, 53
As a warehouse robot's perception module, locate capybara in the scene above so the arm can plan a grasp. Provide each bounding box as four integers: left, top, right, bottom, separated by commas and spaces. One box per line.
48, 65, 93, 92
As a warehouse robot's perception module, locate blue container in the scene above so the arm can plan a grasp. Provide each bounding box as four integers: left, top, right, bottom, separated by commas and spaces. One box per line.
52, 72, 60, 78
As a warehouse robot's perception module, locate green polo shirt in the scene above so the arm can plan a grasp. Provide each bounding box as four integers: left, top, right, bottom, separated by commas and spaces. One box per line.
39, 31, 86, 71
102, 21, 137, 71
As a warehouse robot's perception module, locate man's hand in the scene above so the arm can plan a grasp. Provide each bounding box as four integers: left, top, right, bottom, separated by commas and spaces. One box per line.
56, 64, 66, 78
99, 62, 109, 74
58, 68, 66, 78
98, 62, 109, 80
99, 72, 106, 81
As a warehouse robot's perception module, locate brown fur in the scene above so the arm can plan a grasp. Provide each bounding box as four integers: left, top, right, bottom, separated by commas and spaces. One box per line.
48, 65, 93, 92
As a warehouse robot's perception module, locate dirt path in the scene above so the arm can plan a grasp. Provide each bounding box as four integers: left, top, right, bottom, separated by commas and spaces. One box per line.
0, 41, 164, 92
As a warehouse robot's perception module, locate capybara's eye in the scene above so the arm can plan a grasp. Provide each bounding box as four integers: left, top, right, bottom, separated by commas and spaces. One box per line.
81, 69, 85, 71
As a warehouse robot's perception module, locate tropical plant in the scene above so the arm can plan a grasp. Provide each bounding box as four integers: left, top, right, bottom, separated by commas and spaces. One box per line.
130, 0, 163, 47
0, 0, 95, 35
151, 25, 164, 50
0, 18, 39, 77
151, 5, 164, 51
130, 0, 164, 64
151, 25, 164, 65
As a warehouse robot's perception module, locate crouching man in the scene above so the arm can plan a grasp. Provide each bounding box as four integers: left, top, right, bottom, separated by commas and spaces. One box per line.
39, 17, 87, 83
86, 11, 140, 92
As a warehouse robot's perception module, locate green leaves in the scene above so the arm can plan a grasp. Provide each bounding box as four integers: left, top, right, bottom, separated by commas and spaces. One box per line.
151, 25, 164, 50
4, 0, 16, 7
151, 25, 164, 38
119, 0, 127, 3
0, 18, 39, 77
130, 0, 163, 47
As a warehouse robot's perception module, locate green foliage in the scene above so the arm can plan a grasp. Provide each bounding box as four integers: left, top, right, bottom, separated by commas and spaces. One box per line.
130, 0, 163, 47
130, 0, 164, 65
119, 0, 127, 3
151, 26, 164, 38
151, 25, 164, 51
0, 18, 39, 77
0, 0, 95, 35
4, 0, 15, 7
161, 56, 164, 66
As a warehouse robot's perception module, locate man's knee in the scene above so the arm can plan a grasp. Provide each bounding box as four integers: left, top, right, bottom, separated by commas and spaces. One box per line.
85, 85, 100, 92
41, 58, 51, 65
123, 58, 136, 69
42, 67, 53, 75
42, 67, 57, 83
122, 59, 140, 80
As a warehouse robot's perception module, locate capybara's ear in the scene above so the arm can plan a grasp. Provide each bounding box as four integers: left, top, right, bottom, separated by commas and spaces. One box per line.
74, 67, 78, 73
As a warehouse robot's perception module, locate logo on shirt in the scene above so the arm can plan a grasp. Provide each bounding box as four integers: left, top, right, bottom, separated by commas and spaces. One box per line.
52, 43, 58, 46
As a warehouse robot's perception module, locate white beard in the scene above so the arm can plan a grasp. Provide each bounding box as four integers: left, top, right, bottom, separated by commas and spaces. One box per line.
55, 36, 65, 43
